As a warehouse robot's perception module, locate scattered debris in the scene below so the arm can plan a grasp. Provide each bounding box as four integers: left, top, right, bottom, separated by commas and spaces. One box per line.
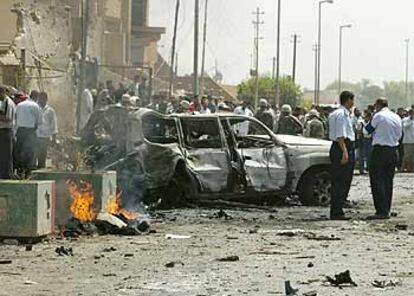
302, 291, 317, 296
326, 270, 357, 287
372, 279, 401, 288
103, 273, 117, 277
216, 255, 240, 262
24, 280, 38, 285
397, 271, 414, 278
307, 262, 314, 268
103, 247, 117, 252
276, 229, 306, 237
285, 280, 299, 295
96, 213, 127, 229
25, 245, 33, 251
212, 209, 233, 220
395, 224, 408, 231
2, 239, 19, 245
124, 253, 134, 258
250, 250, 300, 256
305, 233, 341, 241
0, 260, 12, 265
55, 246, 74, 257
165, 234, 192, 240
165, 261, 184, 268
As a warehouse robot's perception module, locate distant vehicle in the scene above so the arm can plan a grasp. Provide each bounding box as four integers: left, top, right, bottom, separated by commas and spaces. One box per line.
82, 107, 332, 207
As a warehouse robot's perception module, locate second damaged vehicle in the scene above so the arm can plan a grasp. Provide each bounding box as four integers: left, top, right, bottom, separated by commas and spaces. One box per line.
82, 106, 332, 208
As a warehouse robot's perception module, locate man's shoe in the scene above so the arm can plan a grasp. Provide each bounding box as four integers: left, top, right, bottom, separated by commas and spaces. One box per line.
367, 214, 390, 220
330, 215, 351, 221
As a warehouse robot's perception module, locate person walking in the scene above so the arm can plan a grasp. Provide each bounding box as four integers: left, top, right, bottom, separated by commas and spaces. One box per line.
36, 92, 58, 169
328, 91, 356, 220
15, 90, 42, 177
402, 107, 414, 172
0, 86, 16, 179
365, 98, 402, 220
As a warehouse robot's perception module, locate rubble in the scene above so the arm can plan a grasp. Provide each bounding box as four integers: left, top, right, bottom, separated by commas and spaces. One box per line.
371, 279, 401, 288
326, 270, 357, 287
216, 255, 240, 262
285, 280, 299, 295
0, 260, 12, 265
55, 246, 73, 257
165, 261, 184, 268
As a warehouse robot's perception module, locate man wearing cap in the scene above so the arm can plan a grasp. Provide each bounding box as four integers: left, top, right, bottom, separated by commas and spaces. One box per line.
365, 98, 402, 220
277, 104, 303, 135
255, 99, 274, 130
328, 91, 355, 220
0, 86, 16, 179
15, 90, 43, 177
305, 109, 325, 139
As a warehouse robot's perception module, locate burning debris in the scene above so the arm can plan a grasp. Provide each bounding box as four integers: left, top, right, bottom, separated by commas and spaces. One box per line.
63, 179, 153, 237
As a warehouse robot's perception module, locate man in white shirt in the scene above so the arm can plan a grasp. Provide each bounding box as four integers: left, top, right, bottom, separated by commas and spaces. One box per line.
234, 101, 254, 136
328, 91, 356, 220
15, 90, 43, 177
36, 92, 58, 169
365, 98, 403, 219
402, 107, 414, 172
79, 88, 94, 131
0, 86, 16, 179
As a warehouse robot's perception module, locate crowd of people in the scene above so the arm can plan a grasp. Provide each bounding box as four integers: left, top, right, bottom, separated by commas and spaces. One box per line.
0, 87, 58, 179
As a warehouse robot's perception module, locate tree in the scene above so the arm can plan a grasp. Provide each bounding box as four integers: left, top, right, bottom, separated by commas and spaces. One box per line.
237, 75, 302, 107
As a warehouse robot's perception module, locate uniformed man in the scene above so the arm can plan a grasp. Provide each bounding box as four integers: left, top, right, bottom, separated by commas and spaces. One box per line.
0, 86, 16, 179
305, 109, 325, 139
277, 104, 303, 135
255, 98, 274, 130
328, 91, 355, 220
365, 98, 402, 220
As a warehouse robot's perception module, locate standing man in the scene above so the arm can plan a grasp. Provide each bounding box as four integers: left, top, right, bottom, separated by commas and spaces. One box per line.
277, 104, 304, 135
255, 99, 274, 130
234, 101, 254, 136
0, 86, 16, 179
79, 88, 94, 132
365, 98, 402, 220
15, 90, 43, 177
305, 109, 325, 139
402, 107, 414, 172
328, 91, 356, 220
36, 92, 58, 169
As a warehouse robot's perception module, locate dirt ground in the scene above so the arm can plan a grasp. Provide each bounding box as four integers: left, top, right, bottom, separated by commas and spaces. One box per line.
1, 174, 414, 296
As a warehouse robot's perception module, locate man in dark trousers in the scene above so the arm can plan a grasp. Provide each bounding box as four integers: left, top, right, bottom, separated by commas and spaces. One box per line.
0, 86, 16, 179
328, 91, 356, 220
365, 98, 402, 219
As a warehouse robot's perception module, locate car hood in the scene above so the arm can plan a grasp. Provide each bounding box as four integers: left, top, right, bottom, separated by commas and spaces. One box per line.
276, 135, 331, 147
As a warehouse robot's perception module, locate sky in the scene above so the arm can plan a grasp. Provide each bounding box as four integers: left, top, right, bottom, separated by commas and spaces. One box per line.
149, 0, 413, 90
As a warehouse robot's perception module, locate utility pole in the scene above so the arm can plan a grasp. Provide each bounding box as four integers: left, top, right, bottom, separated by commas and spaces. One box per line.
275, 0, 281, 106
169, 0, 180, 99
272, 57, 276, 79
291, 34, 300, 84
193, 0, 200, 98
175, 52, 178, 76
200, 0, 209, 98
313, 43, 318, 104
338, 24, 352, 95
405, 38, 410, 105
252, 7, 264, 110
316, 0, 334, 105
77, 0, 89, 134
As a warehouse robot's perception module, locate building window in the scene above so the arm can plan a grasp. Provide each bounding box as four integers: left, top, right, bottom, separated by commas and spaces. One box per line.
131, 0, 147, 27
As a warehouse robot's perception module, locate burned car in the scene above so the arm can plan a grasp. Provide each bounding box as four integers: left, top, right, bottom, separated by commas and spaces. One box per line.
82, 106, 332, 207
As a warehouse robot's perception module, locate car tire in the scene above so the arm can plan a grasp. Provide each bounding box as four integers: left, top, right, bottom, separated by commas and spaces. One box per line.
298, 168, 331, 206
161, 168, 198, 208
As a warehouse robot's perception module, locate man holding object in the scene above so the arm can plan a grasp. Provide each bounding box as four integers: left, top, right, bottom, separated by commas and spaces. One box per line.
328, 91, 356, 220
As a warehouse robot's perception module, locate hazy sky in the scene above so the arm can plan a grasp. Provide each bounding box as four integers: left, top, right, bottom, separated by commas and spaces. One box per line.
149, 0, 412, 89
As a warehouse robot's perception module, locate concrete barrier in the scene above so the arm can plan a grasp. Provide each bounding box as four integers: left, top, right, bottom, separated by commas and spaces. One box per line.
0, 180, 55, 238
32, 171, 117, 227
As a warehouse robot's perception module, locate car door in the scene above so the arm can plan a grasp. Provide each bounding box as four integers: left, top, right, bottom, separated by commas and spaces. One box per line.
179, 116, 231, 193
228, 117, 288, 192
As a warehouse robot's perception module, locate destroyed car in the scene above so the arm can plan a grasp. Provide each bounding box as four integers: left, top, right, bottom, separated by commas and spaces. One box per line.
82, 106, 332, 207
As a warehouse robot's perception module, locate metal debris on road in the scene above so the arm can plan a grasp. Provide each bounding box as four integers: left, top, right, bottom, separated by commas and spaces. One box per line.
55, 246, 74, 256
326, 270, 357, 287
372, 279, 401, 288
216, 255, 240, 262
165, 261, 184, 268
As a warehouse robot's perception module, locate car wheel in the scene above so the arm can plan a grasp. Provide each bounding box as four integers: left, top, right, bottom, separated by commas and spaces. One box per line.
298, 169, 331, 206
161, 169, 198, 208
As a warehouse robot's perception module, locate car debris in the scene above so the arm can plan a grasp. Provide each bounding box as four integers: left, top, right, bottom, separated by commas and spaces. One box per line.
165, 234, 192, 240
165, 261, 185, 268
326, 270, 357, 287
216, 255, 240, 262
305, 233, 341, 241
395, 224, 408, 231
285, 280, 299, 295
55, 246, 74, 257
371, 279, 401, 288
302, 291, 317, 296
0, 260, 12, 265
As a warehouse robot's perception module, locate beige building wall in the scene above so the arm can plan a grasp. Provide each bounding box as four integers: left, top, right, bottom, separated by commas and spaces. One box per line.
0, 1, 17, 43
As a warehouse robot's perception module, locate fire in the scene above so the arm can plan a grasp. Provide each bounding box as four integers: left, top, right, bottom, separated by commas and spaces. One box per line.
106, 192, 138, 221
67, 180, 97, 222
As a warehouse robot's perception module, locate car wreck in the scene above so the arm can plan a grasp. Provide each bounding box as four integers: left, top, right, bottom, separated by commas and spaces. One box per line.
82, 106, 332, 208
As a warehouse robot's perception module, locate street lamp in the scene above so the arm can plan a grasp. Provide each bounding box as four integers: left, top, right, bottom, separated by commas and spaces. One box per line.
316, 0, 334, 105
338, 24, 352, 94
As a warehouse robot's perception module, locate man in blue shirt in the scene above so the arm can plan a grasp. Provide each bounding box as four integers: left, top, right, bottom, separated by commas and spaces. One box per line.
365, 98, 402, 219
328, 91, 356, 220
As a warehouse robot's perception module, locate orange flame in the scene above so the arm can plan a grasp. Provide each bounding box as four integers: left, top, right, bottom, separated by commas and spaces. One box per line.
67, 180, 97, 222
106, 192, 138, 221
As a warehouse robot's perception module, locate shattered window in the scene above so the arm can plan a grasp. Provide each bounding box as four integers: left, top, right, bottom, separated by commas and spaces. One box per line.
142, 114, 178, 144
181, 118, 222, 149
229, 118, 273, 148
